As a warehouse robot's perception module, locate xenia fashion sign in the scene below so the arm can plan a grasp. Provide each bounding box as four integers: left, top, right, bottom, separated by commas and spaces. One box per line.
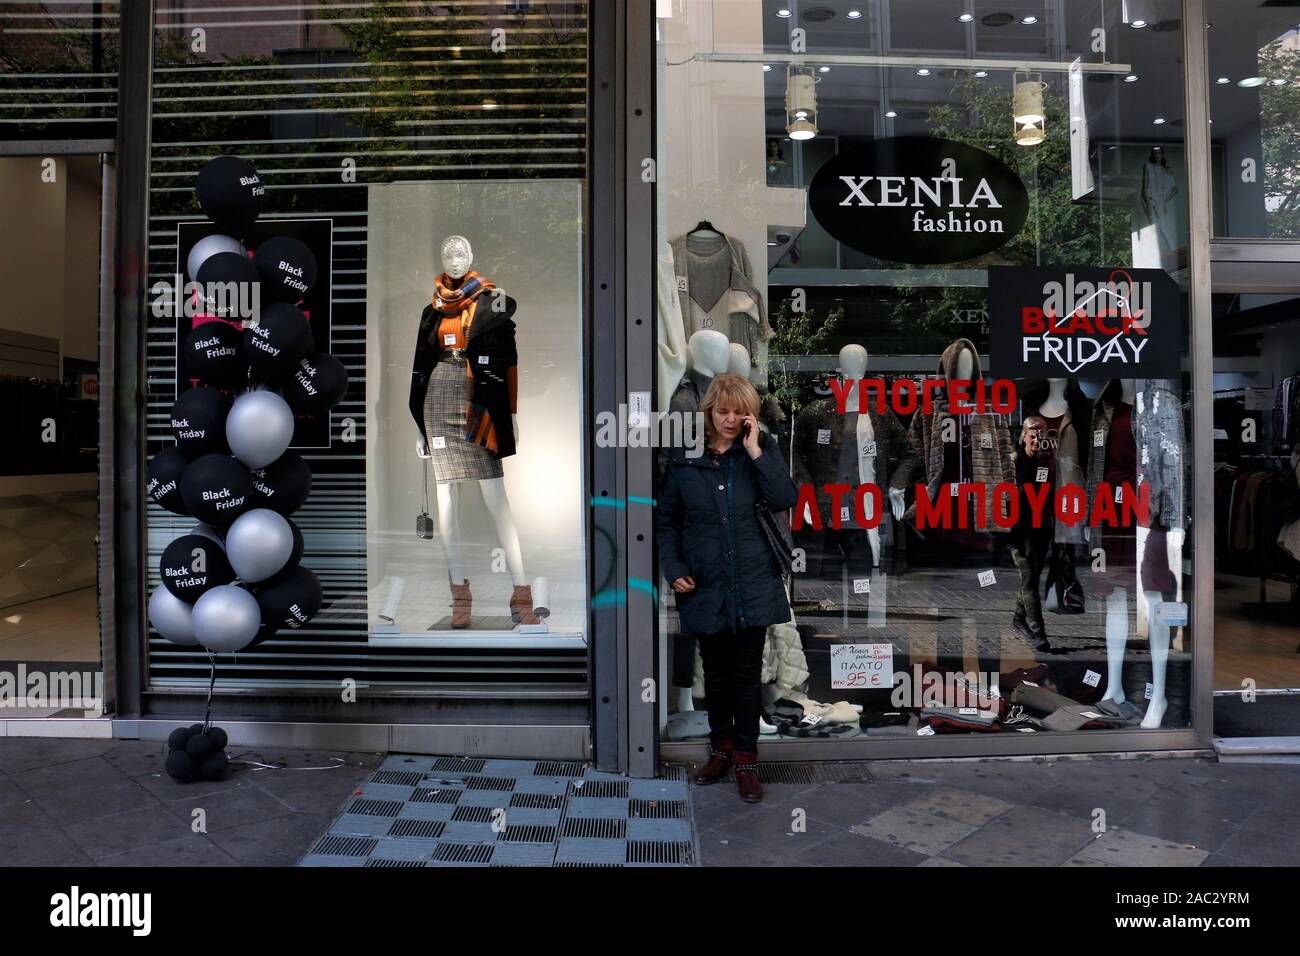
987, 266, 1183, 379
808, 137, 1029, 264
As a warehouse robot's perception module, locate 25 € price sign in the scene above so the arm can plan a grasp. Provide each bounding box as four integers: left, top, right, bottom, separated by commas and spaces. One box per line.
831, 643, 894, 690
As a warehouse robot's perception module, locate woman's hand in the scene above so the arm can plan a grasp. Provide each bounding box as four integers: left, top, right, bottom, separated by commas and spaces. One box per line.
741, 415, 762, 459
416, 436, 430, 459
671, 576, 695, 594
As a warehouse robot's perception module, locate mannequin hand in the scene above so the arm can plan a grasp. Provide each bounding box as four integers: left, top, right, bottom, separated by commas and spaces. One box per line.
889, 487, 905, 521
416, 436, 430, 459
513, 413, 519, 445
670, 576, 695, 594
804, 502, 815, 527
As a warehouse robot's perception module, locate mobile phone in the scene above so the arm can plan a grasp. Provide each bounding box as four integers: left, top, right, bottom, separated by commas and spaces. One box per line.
741, 420, 752, 439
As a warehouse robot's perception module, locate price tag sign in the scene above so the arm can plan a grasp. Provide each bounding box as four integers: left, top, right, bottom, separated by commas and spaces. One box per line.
431, 437, 447, 450
1154, 601, 1189, 627
1144, 682, 1154, 701
978, 570, 997, 588
980, 433, 993, 449
840, 506, 852, 524
853, 578, 870, 595
1035, 467, 1049, 483
864, 441, 877, 456
917, 726, 936, 737
817, 429, 832, 445
443, 333, 457, 346
1094, 430, 1105, 448
830, 643, 893, 690
478, 354, 490, 365
1083, 670, 1101, 688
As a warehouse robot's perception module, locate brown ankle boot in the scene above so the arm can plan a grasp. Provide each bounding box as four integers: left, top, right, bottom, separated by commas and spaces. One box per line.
449, 579, 472, 628
510, 585, 540, 626
734, 751, 763, 803
693, 738, 734, 786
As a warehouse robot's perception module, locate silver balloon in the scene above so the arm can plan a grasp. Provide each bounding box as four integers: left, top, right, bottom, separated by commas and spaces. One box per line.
226, 389, 294, 470
189, 522, 225, 545
191, 585, 261, 653
148, 587, 199, 646
225, 507, 293, 583
187, 233, 245, 281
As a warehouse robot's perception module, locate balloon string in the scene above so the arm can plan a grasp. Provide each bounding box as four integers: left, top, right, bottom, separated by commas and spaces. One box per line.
203, 651, 217, 733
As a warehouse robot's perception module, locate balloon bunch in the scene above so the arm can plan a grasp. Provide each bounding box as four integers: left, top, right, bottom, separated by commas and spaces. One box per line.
145, 156, 348, 746
166, 723, 230, 782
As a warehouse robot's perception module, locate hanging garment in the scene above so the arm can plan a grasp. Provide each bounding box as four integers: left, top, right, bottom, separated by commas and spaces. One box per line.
669, 232, 772, 387
656, 242, 688, 412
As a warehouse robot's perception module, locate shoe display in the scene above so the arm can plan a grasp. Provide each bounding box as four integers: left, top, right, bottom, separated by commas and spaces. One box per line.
449, 578, 472, 629
510, 585, 540, 626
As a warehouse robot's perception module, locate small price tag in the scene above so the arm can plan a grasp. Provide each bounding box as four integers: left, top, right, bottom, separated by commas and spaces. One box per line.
1144, 682, 1154, 700
1094, 430, 1105, 448
1080, 711, 1103, 720
676, 275, 688, 292
917, 726, 936, 737
958, 707, 978, 716
1083, 669, 1101, 688
950, 484, 959, 497
840, 506, 852, 524
853, 578, 870, 594
864, 441, 877, 456
980, 433, 993, 449
1154, 601, 1189, 626
443, 333, 457, 345
1141, 445, 1150, 465
1137, 393, 1145, 414
1114, 486, 1124, 504
817, 429, 831, 445
478, 354, 489, 365
431, 436, 447, 449
1035, 467, 1049, 483
978, 570, 996, 588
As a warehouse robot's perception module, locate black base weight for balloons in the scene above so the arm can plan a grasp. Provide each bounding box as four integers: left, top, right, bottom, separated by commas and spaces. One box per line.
165, 723, 230, 783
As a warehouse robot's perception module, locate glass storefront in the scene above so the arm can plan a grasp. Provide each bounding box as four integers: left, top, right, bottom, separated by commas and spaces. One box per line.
654, 0, 1201, 748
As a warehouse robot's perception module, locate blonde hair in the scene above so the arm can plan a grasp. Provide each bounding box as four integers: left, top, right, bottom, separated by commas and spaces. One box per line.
700, 373, 761, 442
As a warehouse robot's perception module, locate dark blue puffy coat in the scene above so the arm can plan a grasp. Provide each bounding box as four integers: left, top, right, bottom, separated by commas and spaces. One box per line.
657, 433, 800, 636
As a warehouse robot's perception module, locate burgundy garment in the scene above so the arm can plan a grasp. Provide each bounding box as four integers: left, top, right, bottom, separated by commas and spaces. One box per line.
1103, 402, 1136, 489
1034, 413, 1065, 477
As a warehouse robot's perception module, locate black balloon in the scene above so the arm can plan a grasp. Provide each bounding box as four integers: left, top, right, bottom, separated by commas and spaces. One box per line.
194, 252, 260, 320
199, 750, 230, 781
244, 301, 314, 382
180, 453, 253, 527
147, 446, 191, 516
183, 320, 246, 387
248, 452, 312, 516
165, 749, 196, 782
254, 236, 317, 303
171, 387, 229, 456
254, 565, 322, 635
284, 352, 348, 415
196, 155, 265, 235
186, 732, 217, 761
207, 726, 229, 750
167, 726, 196, 751
160, 534, 235, 603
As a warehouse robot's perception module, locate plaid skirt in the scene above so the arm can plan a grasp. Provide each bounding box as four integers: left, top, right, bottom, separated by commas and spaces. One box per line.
423, 355, 504, 484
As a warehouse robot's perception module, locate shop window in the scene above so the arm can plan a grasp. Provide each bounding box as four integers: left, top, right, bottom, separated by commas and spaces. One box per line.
654, 0, 1196, 746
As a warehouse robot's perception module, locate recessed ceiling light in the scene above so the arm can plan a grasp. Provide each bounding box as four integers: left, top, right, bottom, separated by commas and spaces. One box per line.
763, 64, 772, 72
1238, 76, 1265, 88
1021, 16, 1038, 25
982, 12, 1014, 27
776, 8, 791, 17
819, 66, 831, 73
1216, 76, 1230, 84
1130, 19, 1148, 28
1124, 74, 1139, 83
885, 110, 897, 117
957, 13, 974, 22
1272, 78, 1287, 86
847, 10, 862, 20
916, 68, 932, 76
1152, 117, 1166, 125
974, 70, 989, 78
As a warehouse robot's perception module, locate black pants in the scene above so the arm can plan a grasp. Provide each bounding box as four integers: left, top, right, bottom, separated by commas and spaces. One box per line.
697, 626, 766, 753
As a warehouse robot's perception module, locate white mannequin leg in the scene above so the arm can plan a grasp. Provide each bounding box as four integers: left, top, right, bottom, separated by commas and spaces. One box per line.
677, 686, 694, 713
436, 482, 468, 582
1101, 587, 1129, 705
1134, 526, 1150, 638
867, 527, 882, 568
1141, 589, 1169, 728
479, 477, 527, 586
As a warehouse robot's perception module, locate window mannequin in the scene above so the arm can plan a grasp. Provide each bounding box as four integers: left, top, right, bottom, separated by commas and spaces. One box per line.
409, 235, 539, 629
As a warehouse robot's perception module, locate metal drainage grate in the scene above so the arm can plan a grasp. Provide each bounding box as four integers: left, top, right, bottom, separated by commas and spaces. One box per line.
388, 819, 447, 840
451, 804, 498, 823
658, 764, 690, 782
814, 762, 875, 784
535, 760, 587, 777
501, 824, 558, 843
311, 835, 378, 857
347, 798, 404, 817
412, 788, 462, 805
562, 817, 627, 839
364, 858, 424, 867
510, 792, 563, 809
627, 840, 693, 865
755, 764, 818, 785
371, 770, 424, 787
433, 843, 494, 864
431, 757, 486, 774
465, 776, 517, 792
571, 780, 628, 799
555, 861, 623, 867
629, 798, 685, 819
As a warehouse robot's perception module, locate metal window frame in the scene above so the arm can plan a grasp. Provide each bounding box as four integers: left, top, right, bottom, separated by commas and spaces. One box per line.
634, 0, 1219, 765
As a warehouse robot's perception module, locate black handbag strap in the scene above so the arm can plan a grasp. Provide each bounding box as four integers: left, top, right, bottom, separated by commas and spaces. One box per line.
422, 454, 430, 514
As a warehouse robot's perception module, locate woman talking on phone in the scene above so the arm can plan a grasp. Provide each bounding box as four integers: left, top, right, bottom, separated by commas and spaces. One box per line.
657, 373, 800, 803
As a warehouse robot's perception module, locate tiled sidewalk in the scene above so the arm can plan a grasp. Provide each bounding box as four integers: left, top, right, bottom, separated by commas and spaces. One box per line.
691, 755, 1300, 867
